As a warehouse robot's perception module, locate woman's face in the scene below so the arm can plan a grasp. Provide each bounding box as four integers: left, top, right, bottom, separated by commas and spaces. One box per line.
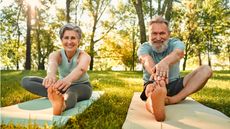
61, 30, 80, 53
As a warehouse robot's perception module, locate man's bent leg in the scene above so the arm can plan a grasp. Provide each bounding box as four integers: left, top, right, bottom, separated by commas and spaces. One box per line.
168, 65, 212, 104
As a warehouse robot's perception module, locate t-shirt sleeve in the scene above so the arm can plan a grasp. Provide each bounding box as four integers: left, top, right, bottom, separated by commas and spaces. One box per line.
137, 43, 152, 57
171, 38, 185, 51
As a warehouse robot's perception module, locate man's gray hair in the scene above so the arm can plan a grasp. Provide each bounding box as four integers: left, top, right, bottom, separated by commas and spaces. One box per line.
59, 23, 82, 39
149, 16, 169, 27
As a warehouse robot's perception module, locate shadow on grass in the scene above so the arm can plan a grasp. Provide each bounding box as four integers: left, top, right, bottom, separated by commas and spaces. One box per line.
63, 90, 133, 129
192, 87, 230, 117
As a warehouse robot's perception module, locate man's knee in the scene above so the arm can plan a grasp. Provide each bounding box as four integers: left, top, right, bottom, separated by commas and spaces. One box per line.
201, 65, 213, 78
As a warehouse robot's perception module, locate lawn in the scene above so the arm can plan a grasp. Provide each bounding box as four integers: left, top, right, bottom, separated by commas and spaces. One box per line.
1, 70, 230, 129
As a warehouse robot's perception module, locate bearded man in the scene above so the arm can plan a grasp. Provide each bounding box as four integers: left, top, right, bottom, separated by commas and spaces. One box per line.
137, 16, 212, 121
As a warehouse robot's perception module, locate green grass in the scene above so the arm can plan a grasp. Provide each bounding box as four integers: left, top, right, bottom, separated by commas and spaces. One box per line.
1, 70, 230, 129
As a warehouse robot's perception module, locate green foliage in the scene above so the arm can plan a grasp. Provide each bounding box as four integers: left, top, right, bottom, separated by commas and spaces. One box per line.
1, 0, 229, 71
171, 0, 229, 69
0, 40, 25, 70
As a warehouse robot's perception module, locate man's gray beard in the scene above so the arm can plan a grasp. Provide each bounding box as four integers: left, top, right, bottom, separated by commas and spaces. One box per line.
150, 40, 169, 53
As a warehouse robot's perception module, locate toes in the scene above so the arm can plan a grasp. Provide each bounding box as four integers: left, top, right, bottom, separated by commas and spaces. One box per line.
48, 87, 53, 93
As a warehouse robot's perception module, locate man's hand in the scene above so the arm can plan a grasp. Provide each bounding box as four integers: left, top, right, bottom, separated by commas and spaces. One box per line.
42, 75, 57, 88
145, 83, 156, 98
151, 61, 169, 84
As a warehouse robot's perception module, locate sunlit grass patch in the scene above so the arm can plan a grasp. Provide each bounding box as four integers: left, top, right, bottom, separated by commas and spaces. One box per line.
191, 87, 230, 116
1, 70, 229, 128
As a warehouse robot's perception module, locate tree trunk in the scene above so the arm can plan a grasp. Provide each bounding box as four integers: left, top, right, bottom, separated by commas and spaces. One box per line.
228, 44, 230, 70
183, 54, 187, 71
165, 0, 172, 22
161, 0, 169, 15
36, 23, 43, 69
198, 50, 202, 66
66, 0, 72, 23
89, 15, 97, 70
132, 21, 136, 71
207, 42, 212, 68
149, 0, 153, 19
25, 5, 32, 70
133, 0, 147, 44
183, 44, 189, 70
16, 4, 22, 70
157, 0, 161, 15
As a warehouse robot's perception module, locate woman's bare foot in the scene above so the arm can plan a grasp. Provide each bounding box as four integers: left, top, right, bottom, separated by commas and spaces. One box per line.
151, 85, 167, 121
48, 87, 65, 115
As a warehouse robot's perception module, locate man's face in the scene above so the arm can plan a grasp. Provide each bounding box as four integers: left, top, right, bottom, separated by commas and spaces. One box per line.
149, 23, 170, 53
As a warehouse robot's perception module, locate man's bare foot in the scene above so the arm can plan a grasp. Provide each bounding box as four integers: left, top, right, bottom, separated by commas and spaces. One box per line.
151, 86, 167, 121
146, 96, 153, 113
48, 87, 65, 115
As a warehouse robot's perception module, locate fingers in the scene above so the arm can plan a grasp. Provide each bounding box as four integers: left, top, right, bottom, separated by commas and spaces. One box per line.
145, 83, 156, 97
43, 77, 56, 88
53, 79, 71, 92
53, 88, 63, 95
149, 74, 154, 81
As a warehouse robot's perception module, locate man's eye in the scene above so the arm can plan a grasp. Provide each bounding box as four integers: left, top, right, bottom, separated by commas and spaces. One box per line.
160, 32, 166, 35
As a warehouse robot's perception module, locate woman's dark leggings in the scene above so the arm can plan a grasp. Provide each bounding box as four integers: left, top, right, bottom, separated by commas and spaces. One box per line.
21, 76, 92, 110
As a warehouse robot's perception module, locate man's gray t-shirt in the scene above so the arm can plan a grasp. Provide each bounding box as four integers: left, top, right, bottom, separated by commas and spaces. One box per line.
137, 38, 185, 83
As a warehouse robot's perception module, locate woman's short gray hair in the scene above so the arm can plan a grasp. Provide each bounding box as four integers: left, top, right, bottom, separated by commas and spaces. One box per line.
59, 23, 82, 39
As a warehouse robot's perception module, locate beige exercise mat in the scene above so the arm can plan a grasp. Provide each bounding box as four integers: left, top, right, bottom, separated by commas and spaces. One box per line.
122, 92, 230, 129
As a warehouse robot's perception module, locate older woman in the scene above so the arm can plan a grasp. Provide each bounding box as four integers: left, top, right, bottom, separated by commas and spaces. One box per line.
21, 24, 92, 115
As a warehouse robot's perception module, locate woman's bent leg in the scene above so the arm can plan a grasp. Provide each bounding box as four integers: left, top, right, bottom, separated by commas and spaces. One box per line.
64, 82, 92, 110
21, 76, 48, 97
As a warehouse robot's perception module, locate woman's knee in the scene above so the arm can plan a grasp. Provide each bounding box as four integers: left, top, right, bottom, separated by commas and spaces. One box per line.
21, 76, 30, 88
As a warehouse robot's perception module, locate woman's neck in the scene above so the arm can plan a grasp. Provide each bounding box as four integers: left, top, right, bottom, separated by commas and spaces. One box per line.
65, 50, 76, 62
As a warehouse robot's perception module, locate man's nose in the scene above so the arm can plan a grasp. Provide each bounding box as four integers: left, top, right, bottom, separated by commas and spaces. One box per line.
156, 34, 161, 40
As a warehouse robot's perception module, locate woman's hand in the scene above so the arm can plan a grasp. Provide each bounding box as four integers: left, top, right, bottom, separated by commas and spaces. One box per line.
53, 79, 71, 92
42, 75, 57, 88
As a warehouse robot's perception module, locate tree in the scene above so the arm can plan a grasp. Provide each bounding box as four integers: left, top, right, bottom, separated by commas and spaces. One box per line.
32, 0, 61, 70
171, 0, 229, 70
132, 0, 147, 44
25, 3, 32, 70
66, 0, 73, 22
83, 0, 121, 70
0, 0, 25, 70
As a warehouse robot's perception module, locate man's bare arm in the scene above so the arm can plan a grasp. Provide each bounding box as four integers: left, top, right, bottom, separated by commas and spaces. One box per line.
139, 54, 156, 75
161, 48, 184, 65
